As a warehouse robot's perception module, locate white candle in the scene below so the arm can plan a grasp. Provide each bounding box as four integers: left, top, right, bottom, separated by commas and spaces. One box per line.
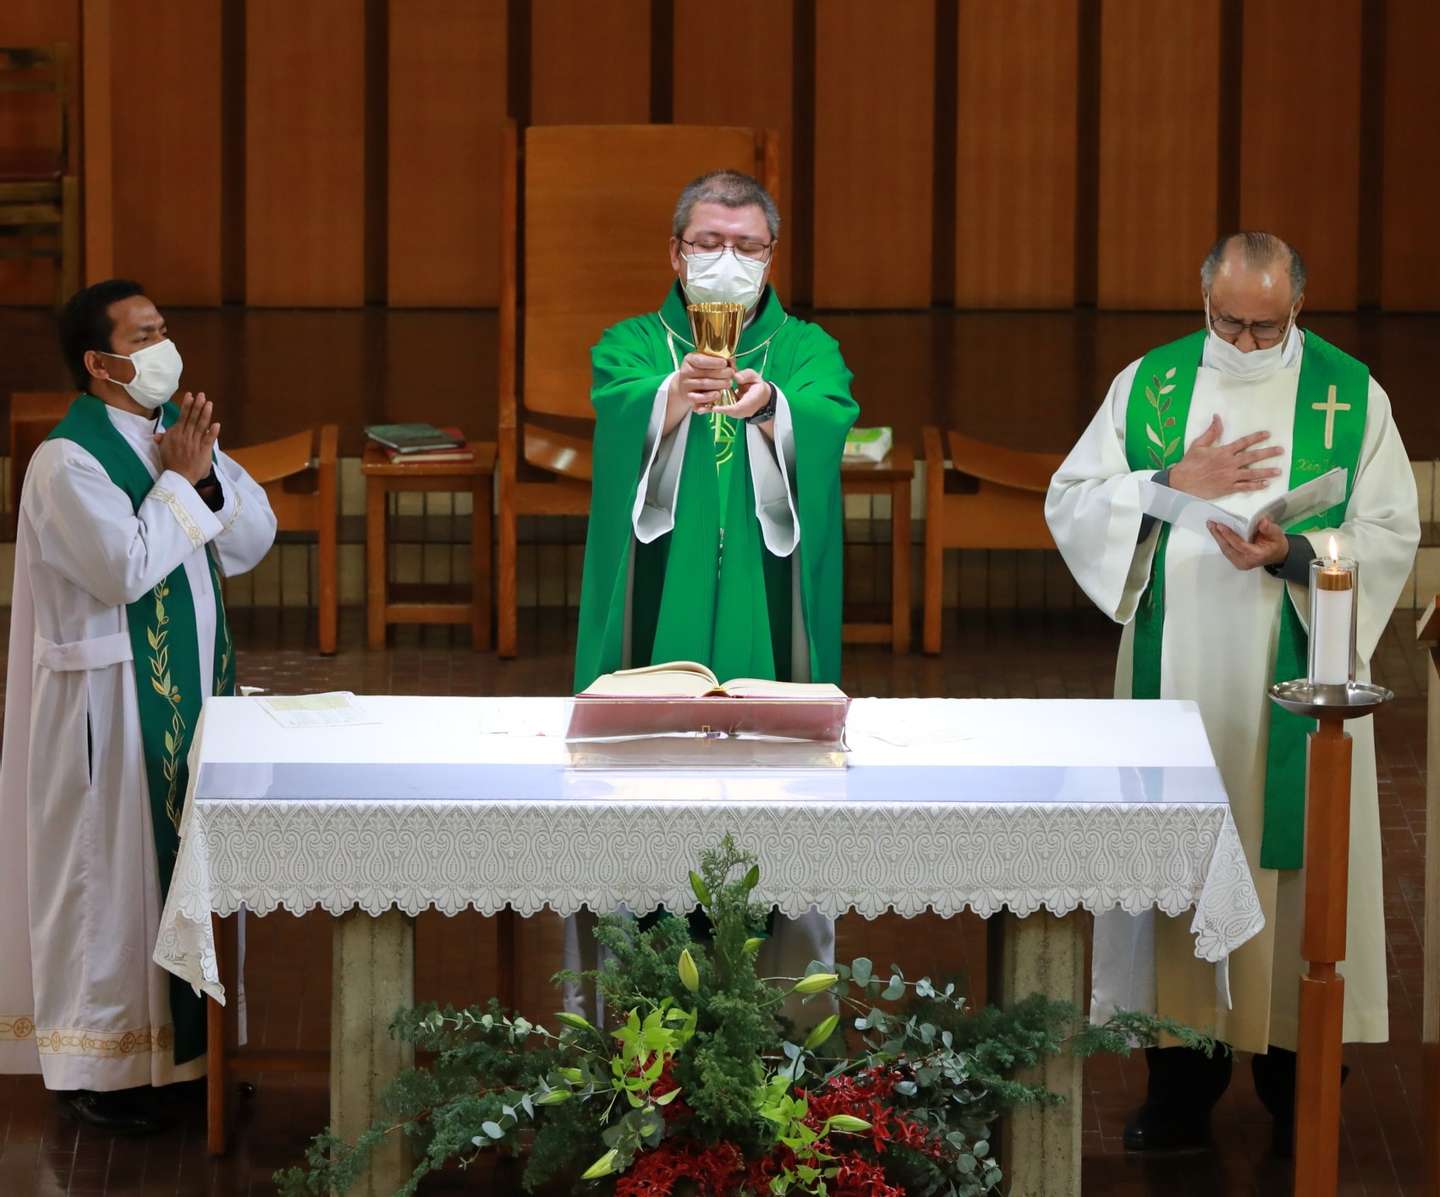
1310, 553, 1355, 687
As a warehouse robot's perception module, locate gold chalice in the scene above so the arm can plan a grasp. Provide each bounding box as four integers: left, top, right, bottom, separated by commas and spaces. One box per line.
687, 302, 744, 365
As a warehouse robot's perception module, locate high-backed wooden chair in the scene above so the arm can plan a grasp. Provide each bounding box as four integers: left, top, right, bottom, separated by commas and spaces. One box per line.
0, 45, 79, 307
227, 425, 340, 654
922, 426, 1064, 655
8, 389, 70, 511
497, 121, 779, 657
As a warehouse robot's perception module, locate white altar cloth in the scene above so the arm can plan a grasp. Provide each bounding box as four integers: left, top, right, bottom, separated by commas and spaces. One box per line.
154, 696, 1264, 1002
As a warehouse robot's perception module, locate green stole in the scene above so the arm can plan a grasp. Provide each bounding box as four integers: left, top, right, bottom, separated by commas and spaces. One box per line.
47, 395, 235, 1065
1125, 331, 1367, 870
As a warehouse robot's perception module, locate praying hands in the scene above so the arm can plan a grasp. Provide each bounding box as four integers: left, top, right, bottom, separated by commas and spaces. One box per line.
156, 391, 221, 486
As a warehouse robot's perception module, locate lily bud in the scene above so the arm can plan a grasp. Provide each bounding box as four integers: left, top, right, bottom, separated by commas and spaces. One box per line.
791, 972, 839, 995
678, 949, 701, 993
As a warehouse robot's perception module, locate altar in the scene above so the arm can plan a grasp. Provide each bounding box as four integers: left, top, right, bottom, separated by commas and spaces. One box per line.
156, 695, 1264, 1197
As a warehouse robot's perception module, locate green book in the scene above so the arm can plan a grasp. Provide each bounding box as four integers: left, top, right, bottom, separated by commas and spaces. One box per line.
843, 426, 893, 463
364, 423, 463, 453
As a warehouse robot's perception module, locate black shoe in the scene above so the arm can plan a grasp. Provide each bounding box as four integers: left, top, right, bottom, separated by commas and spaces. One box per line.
1252, 1048, 1350, 1159
1122, 1102, 1212, 1152
60, 1089, 168, 1136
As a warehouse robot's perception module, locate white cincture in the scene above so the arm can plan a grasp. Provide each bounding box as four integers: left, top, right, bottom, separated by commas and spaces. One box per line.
34, 631, 135, 672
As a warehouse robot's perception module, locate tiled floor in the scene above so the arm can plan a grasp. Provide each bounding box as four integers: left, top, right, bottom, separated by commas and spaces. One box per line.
0, 607, 1430, 1195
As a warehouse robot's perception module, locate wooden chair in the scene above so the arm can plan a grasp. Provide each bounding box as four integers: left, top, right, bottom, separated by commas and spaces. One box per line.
497, 121, 780, 657
922, 426, 1063, 655
0, 45, 79, 307
227, 426, 340, 654
8, 389, 71, 512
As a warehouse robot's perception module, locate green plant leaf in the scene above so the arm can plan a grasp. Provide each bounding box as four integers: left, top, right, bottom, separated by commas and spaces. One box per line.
689, 870, 711, 906
849, 958, 873, 987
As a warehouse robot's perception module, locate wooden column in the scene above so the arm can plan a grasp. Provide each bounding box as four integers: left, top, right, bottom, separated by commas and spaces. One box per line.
332, 909, 415, 1196
998, 911, 1085, 1197
1293, 716, 1353, 1194
1416, 599, 1440, 1195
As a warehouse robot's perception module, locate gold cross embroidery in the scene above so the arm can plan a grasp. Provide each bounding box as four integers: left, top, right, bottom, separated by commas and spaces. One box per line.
1312, 384, 1351, 451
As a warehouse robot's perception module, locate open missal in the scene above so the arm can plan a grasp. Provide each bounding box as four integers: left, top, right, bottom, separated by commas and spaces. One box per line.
567, 661, 849, 743
1139, 466, 1347, 542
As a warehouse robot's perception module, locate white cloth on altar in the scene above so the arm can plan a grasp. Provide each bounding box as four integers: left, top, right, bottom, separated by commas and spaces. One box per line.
0, 405, 275, 1090
1046, 329, 1418, 1053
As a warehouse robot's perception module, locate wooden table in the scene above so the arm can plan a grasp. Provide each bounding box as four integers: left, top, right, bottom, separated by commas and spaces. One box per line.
362, 442, 496, 651
839, 442, 914, 654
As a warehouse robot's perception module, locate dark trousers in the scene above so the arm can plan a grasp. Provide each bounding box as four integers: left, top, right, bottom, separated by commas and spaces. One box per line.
1145, 1045, 1297, 1125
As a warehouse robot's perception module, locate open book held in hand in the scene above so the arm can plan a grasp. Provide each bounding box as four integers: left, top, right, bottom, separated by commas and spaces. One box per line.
569, 661, 849, 743
1140, 466, 1347, 542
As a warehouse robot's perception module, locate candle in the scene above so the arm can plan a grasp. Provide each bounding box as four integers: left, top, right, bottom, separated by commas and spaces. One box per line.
1309, 538, 1356, 688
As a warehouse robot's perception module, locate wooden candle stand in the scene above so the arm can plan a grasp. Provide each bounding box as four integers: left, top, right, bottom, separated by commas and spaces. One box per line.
1268, 679, 1393, 1196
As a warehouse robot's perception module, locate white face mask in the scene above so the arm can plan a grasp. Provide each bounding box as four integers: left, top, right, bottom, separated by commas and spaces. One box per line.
100, 338, 183, 410
1204, 301, 1297, 382
682, 248, 768, 310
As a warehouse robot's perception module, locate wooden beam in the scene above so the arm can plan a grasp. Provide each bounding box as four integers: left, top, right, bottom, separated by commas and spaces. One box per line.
80, 0, 113, 282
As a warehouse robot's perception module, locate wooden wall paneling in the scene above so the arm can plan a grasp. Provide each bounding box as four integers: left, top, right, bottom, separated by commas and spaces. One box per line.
1097, 0, 1221, 309
0, 0, 81, 302
672, 0, 794, 293
1239, 0, 1361, 310
109, 0, 222, 304
80, 0, 113, 286
954, 0, 1079, 308
387, 0, 506, 307
813, 0, 934, 308
244, 0, 366, 306
529, 0, 649, 125
1382, 0, 1440, 311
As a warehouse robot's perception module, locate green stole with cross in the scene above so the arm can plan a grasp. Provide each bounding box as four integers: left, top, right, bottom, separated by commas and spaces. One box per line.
47, 394, 235, 1066
1124, 330, 1368, 870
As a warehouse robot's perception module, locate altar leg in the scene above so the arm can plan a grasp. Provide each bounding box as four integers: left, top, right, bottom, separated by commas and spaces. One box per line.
332, 909, 415, 1196
998, 910, 1084, 1197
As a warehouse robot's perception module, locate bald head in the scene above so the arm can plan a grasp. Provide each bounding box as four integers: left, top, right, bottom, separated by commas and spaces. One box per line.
1201, 232, 1306, 304
1200, 232, 1306, 351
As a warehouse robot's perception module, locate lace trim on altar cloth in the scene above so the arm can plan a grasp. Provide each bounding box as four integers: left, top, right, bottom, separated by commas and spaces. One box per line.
155, 799, 1266, 1002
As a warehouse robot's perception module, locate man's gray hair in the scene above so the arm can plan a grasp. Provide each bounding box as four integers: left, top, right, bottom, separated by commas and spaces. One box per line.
1200, 231, 1307, 300
672, 170, 781, 241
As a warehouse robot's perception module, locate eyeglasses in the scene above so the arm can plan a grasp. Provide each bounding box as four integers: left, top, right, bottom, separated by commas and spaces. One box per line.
1208, 305, 1295, 348
679, 236, 775, 263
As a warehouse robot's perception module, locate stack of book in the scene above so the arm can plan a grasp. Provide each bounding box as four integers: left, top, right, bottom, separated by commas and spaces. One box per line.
364, 423, 475, 464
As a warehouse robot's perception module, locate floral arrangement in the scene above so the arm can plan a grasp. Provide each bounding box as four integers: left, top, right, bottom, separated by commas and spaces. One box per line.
276, 837, 1207, 1197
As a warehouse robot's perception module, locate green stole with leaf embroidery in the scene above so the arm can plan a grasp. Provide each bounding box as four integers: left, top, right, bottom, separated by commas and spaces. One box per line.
47, 394, 235, 1065
1125, 331, 1368, 869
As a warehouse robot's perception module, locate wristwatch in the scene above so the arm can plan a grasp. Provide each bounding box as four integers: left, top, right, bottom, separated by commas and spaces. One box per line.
745, 383, 778, 425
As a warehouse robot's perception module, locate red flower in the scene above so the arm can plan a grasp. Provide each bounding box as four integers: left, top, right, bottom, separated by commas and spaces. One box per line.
615, 1139, 745, 1197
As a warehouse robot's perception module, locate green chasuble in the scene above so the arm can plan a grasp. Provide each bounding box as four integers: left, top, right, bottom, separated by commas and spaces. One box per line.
1124, 331, 1367, 869
47, 395, 236, 1065
575, 284, 857, 691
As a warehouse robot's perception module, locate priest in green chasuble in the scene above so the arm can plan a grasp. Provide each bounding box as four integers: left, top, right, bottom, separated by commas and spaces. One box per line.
1046, 233, 1418, 1155
566, 171, 857, 1012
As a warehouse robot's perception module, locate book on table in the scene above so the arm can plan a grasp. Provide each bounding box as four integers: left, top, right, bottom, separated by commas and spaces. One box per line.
365, 422, 466, 454
843, 426, 893, 463
568, 661, 850, 743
